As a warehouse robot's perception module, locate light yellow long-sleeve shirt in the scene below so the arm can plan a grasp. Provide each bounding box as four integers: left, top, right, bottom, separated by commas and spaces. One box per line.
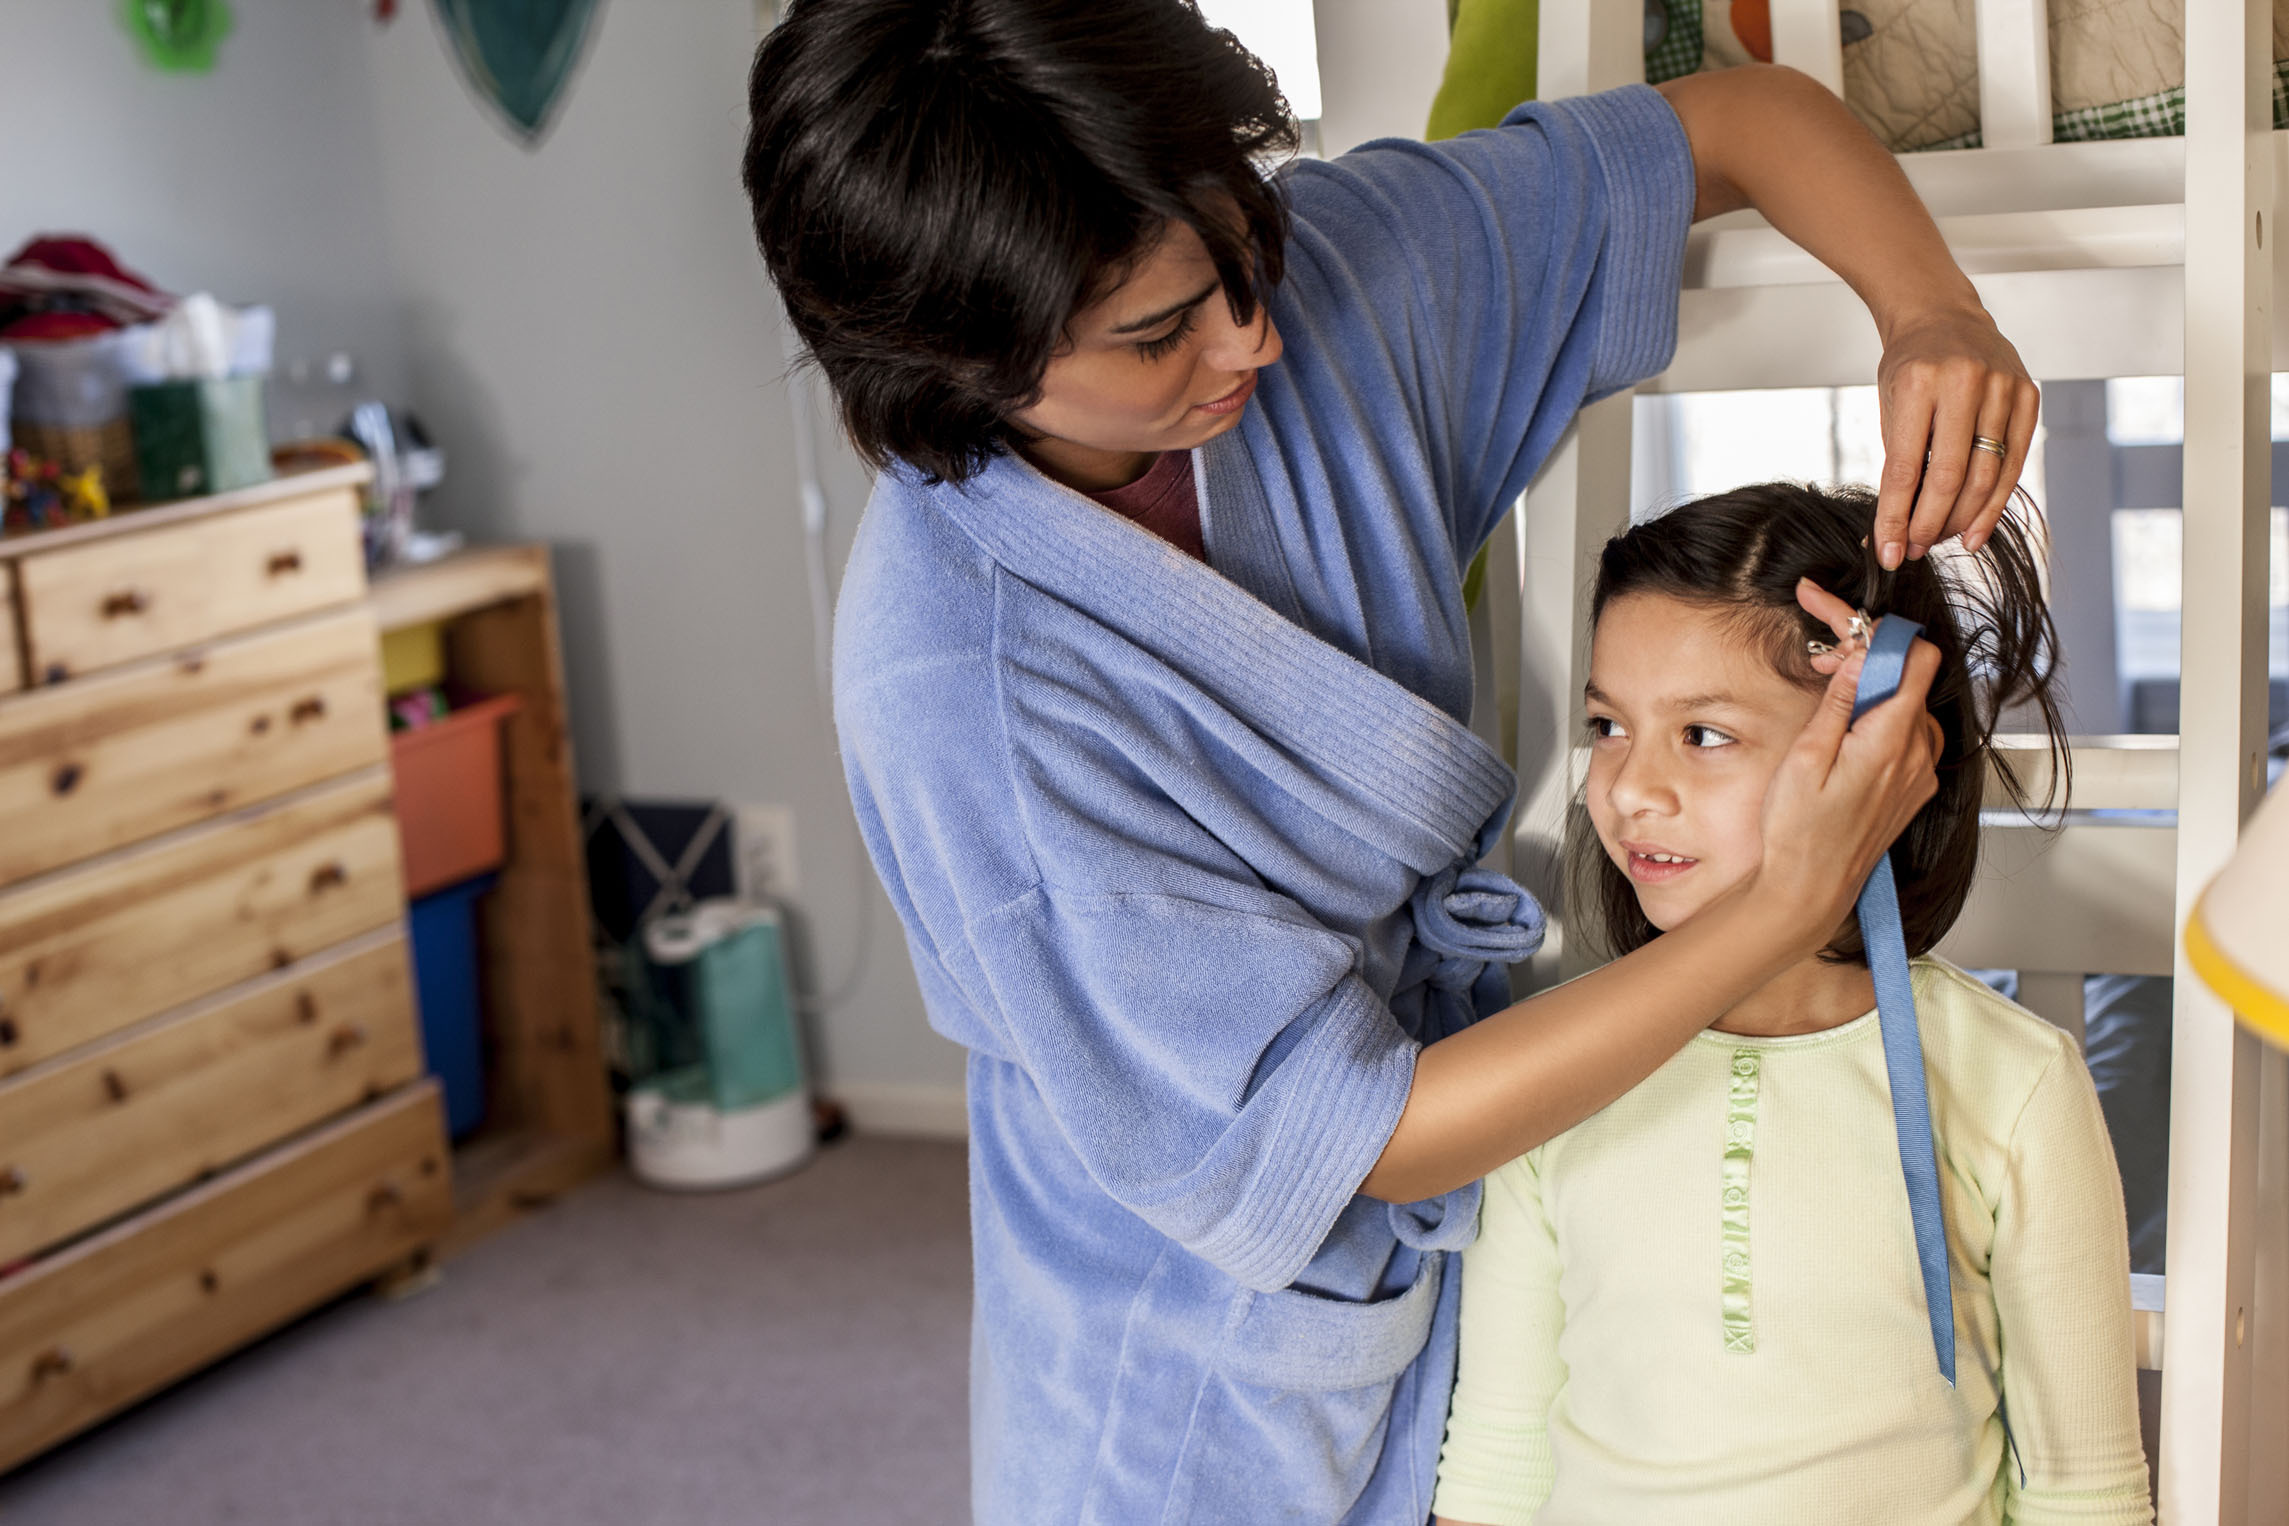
1434, 958, 2152, 1525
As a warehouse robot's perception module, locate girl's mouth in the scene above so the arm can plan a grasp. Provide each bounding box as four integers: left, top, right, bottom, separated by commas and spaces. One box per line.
1625, 848, 1699, 884
1192, 371, 1257, 416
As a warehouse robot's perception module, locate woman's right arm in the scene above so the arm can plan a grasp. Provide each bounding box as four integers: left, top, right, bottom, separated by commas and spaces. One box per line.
1361, 635, 1942, 1203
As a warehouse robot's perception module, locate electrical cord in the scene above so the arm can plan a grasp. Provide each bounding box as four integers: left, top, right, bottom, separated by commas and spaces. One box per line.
782, 332, 878, 1020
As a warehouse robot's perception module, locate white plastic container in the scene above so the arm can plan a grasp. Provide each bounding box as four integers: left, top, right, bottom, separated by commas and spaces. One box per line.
624, 900, 814, 1190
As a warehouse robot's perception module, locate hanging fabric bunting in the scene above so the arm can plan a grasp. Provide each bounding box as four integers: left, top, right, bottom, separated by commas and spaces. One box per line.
120, 0, 234, 73
432, 0, 606, 144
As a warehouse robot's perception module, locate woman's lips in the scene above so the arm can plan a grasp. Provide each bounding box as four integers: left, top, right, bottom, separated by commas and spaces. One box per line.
1623, 847, 1699, 885
1192, 371, 1257, 416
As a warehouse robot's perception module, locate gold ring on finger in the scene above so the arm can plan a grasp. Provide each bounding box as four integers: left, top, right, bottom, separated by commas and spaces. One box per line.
1971, 435, 2006, 457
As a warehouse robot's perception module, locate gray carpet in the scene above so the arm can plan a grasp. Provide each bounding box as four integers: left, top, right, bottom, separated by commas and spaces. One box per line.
0, 1135, 972, 1525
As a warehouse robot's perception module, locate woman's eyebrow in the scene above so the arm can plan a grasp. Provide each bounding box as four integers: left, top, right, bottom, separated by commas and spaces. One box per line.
1110, 280, 1220, 334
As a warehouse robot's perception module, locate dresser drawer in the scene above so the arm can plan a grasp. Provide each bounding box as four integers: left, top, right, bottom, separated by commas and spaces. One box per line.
0, 607, 387, 888
0, 1083, 448, 1471
0, 769, 402, 1078
0, 932, 421, 1266
16, 489, 365, 682
0, 570, 20, 694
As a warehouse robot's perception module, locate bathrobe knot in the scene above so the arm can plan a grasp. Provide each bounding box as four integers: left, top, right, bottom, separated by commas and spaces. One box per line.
1407, 864, 1547, 995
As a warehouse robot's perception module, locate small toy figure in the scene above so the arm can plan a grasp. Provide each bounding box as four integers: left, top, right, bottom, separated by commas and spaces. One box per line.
3, 449, 113, 535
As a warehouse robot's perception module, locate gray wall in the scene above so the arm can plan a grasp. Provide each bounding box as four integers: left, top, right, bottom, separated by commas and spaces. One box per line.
357, 0, 960, 1125
3, 0, 964, 1130
0, 0, 410, 436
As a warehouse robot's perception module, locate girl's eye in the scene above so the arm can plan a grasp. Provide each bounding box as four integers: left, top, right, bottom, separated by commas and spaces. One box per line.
1588, 715, 1627, 741
1135, 307, 1198, 361
1684, 724, 1736, 749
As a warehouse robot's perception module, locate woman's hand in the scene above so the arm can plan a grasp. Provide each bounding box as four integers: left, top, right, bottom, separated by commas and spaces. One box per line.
1873, 303, 2039, 570
1753, 579, 1943, 947
1658, 65, 2041, 572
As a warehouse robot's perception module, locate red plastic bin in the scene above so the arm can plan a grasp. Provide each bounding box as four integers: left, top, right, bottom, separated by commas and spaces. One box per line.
389, 693, 522, 898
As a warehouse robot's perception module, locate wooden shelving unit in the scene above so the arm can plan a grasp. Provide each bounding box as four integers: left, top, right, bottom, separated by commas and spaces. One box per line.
369, 546, 615, 1252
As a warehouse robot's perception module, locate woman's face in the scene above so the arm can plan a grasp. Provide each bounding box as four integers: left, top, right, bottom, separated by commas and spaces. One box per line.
1008, 219, 1282, 491
1584, 594, 1822, 932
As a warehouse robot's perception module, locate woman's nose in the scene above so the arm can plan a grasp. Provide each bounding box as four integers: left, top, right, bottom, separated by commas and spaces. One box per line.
1200, 302, 1281, 372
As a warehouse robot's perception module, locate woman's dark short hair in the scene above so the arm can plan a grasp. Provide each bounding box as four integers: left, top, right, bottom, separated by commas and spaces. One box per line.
1566, 482, 2071, 965
743, 0, 1297, 482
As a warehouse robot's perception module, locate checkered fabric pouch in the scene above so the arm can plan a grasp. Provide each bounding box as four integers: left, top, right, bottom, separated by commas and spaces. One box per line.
1645, 0, 1704, 85
1920, 57, 2289, 151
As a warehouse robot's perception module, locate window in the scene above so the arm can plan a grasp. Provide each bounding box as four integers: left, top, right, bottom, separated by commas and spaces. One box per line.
1635, 384, 2027, 520
2104, 374, 2289, 446
1197, 0, 1322, 121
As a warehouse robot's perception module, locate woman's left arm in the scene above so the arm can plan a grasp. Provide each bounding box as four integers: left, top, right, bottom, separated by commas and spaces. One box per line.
1657, 64, 2037, 571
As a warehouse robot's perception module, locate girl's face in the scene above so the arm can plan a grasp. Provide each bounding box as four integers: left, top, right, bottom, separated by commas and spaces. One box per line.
1584, 594, 1823, 932
1007, 219, 1283, 491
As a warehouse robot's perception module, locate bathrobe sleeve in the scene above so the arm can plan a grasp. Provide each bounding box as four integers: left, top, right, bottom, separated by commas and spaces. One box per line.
1433, 1151, 1565, 1525
1279, 85, 1695, 558
962, 878, 1416, 1293
1990, 1040, 2154, 1524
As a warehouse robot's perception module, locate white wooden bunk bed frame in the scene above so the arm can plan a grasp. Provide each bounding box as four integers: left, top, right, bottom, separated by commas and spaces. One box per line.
1496, 3, 2287, 1519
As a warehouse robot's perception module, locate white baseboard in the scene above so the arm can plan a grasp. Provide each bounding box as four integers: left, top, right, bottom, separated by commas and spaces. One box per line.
832, 1082, 969, 1140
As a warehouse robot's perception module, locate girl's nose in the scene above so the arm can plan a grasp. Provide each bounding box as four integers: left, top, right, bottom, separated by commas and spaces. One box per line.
1605, 744, 1677, 820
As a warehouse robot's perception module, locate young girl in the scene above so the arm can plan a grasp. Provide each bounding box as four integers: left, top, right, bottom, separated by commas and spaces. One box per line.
1433, 483, 2151, 1524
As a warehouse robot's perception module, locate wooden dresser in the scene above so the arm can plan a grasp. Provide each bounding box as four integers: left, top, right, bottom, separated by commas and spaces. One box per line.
0, 466, 452, 1469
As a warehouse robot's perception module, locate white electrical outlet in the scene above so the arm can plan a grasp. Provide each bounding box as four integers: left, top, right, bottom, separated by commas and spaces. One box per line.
734, 803, 800, 902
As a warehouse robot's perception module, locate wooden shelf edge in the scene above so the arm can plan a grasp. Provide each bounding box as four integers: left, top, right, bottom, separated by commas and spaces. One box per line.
370, 546, 551, 633
0, 463, 372, 560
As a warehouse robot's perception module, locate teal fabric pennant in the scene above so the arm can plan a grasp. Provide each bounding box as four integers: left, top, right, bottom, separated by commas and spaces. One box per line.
433, 0, 606, 144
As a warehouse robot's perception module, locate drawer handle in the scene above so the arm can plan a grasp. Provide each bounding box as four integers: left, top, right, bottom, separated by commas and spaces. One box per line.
102, 1069, 129, 1103
328, 1023, 370, 1057
367, 1182, 404, 1214
290, 695, 328, 724
30, 1347, 73, 1382
309, 861, 348, 893
51, 761, 82, 796
101, 588, 149, 619
0, 1165, 25, 1196
0, 1014, 15, 1047
267, 549, 304, 576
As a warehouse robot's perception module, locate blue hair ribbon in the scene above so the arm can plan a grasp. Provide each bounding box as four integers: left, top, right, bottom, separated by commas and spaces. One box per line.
1851, 614, 1956, 1386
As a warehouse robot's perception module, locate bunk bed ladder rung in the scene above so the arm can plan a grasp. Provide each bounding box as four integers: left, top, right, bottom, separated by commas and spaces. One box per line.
1535, 0, 1641, 100
2163, 0, 2287, 1519
1767, 0, 1844, 97
1976, 0, 2055, 150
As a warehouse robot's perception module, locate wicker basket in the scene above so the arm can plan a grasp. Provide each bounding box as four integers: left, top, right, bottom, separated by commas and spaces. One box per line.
11, 416, 140, 504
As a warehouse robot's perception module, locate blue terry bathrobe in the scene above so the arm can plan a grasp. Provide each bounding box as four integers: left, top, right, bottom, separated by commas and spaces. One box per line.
834, 86, 1693, 1525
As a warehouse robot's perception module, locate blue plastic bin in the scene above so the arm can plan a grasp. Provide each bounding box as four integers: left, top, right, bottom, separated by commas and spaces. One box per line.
407, 872, 497, 1139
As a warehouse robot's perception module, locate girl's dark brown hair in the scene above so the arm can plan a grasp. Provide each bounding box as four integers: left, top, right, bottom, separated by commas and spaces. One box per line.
1567, 481, 2070, 965
744, 0, 1297, 483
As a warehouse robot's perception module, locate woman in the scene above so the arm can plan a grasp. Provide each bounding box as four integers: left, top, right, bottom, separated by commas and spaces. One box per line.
743, 4, 2035, 1521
